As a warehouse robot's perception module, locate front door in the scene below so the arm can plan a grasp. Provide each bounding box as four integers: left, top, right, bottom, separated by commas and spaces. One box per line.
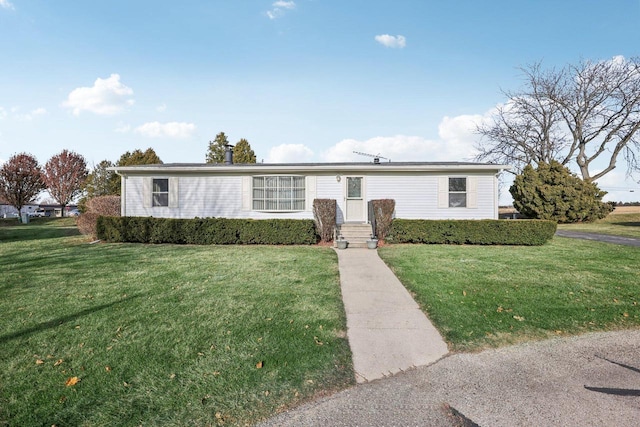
345, 176, 365, 222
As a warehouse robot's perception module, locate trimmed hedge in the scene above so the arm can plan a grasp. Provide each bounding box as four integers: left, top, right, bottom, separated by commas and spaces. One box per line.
387, 219, 557, 246
96, 216, 318, 245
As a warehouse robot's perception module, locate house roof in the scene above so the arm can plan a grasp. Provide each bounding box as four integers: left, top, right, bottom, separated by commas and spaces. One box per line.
110, 161, 511, 174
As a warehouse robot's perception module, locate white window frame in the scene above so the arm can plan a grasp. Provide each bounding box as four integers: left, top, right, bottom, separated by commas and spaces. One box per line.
438, 176, 477, 209
448, 177, 467, 208
252, 175, 306, 212
152, 178, 169, 207
143, 177, 179, 208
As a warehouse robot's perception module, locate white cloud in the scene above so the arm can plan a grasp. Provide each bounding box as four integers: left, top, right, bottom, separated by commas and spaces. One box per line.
134, 121, 196, 139
274, 1, 295, 8
267, 0, 296, 19
156, 103, 167, 112
0, 0, 15, 11
267, 143, 314, 163
63, 74, 134, 116
3, 106, 48, 121
374, 34, 406, 49
322, 132, 478, 164
114, 124, 132, 133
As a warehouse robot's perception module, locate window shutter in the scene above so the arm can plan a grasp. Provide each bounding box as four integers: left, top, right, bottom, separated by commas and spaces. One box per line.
169, 177, 179, 208
241, 176, 251, 211
467, 177, 478, 208
143, 178, 152, 208
437, 177, 448, 208
306, 176, 316, 211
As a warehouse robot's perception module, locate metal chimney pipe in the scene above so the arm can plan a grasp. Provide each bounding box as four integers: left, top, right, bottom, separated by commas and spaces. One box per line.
224, 144, 234, 165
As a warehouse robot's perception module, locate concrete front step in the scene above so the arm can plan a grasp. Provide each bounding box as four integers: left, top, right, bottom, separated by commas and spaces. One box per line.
336, 223, 374, 248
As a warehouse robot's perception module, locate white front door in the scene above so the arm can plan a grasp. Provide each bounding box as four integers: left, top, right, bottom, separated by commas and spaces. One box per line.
345, 176, 365, 222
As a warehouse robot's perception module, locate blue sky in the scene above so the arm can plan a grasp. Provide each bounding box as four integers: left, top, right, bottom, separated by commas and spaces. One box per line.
1, 0, 639, 203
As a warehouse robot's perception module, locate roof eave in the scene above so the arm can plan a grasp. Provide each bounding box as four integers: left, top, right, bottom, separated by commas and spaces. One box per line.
110, 163, 512, 174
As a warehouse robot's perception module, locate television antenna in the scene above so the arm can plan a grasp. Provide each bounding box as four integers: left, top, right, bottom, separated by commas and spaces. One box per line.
353, 151, 390, 164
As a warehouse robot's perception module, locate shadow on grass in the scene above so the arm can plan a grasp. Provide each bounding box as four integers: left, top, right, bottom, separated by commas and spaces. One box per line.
0, 294, 143, 345
611, 222, 640, 227
0, 226, 81, 242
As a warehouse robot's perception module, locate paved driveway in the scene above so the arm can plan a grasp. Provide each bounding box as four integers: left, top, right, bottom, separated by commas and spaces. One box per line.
259, 330, 640, 426
555, 230, 640, 247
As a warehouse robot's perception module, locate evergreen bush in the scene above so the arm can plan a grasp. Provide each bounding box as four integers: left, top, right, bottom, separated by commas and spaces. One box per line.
97, 217, 318, 245
387, 219, 556, 246
510, 161, 614, 223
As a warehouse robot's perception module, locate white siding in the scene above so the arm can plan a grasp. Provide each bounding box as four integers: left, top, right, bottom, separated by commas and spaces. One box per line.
123, 171, 499, 220
125, 175, 313, 220
366, 173, 496, 220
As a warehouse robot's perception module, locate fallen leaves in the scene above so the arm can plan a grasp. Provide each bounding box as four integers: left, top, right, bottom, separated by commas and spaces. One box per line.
65, 377, 79, 387
256, 361, 263, 369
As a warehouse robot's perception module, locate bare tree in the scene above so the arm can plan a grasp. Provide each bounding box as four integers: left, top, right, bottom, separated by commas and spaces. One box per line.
0, 153, 45, 216
43, 150, 88, 216
476, 56, 640, 181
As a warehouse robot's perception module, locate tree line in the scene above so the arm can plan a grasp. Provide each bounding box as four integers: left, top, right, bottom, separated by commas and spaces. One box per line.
0, 133, 257, 217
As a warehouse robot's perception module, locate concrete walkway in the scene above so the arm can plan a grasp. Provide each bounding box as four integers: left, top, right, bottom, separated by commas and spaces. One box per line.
334, 248, 448, 383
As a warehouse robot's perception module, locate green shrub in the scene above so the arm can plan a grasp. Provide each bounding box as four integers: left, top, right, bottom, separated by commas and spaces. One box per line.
510, 161, 614, 223
370, 199, 395, 240
387, 219, 557, 246
97, 217, 318, 245
313, 199, 337, 242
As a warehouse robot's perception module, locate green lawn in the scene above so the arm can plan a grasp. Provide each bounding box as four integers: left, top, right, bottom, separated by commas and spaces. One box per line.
379, 238, 640, 352
0, 219, 353, 426
557, 212, 640, 239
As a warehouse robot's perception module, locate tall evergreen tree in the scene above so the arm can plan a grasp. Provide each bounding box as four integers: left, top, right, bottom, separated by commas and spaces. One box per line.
205, 132, 230, 164
117, 148, 163, 166
109, 148, 163, 195
233, 138, 257, 164
84, 160, 117, 197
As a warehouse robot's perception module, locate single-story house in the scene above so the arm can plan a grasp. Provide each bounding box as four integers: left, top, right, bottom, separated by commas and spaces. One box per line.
110, 153, 510, 223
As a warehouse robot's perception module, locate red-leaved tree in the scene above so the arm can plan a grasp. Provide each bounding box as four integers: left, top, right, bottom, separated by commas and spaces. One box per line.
0, 153, 45, 216
43, 150, 88, 216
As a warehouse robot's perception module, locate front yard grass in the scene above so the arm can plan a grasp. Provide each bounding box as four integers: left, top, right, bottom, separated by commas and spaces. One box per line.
0, 220, 353, 426
379, 237, 640, 352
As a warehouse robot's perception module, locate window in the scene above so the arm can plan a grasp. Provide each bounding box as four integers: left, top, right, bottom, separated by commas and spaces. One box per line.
252, 176, 305, 211
448, 177, 467, 208
152, 178, 169, 207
